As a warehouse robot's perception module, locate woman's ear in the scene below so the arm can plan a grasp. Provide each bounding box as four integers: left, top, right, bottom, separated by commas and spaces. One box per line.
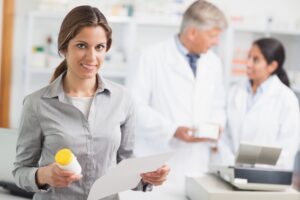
60, 49, 66, 57
268, 61, 278, 74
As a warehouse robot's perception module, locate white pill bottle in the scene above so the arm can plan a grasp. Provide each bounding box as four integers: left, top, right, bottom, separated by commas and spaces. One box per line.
55, 148, 82, 175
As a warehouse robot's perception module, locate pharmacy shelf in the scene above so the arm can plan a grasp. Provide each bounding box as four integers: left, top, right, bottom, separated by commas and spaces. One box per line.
23, 10, 183, 95
107, 16, 131, 24
24, 11, 300, 95
134, 16, 180, 27
27, 11, 180, 26
292, 85, 300, 93
28, 67, 55, 74
222, 24, 300, 89
27, 11, 64, 19
101, 69, 127, 78
231, 24, 300, 36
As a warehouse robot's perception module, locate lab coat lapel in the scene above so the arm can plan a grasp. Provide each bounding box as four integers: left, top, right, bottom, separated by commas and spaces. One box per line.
167, 39, 195, 82
231, 84, 248, 148
247, 76, 279, 114
240, 76, 279, 143
193, 54, 213, 125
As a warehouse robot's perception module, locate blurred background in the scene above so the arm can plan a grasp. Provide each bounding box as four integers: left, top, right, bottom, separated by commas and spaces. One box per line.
1, 0, 300, 195
1, 0, 300, 128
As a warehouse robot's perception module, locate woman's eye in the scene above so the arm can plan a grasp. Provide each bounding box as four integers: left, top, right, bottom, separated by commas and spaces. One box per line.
76, 43, 86, 49
253, 57, 260, 64
96, 44, 106, 51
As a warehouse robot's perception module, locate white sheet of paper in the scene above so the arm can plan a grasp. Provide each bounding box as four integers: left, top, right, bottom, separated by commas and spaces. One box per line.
195, 123, 219, 139
87, 152, 173, 200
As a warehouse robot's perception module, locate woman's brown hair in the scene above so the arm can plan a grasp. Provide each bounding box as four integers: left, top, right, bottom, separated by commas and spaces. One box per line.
253, 38, 289, 87
50, 5, 112, 83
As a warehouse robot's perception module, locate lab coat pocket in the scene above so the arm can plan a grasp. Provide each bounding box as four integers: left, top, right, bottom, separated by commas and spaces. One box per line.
257, 106, 280, 142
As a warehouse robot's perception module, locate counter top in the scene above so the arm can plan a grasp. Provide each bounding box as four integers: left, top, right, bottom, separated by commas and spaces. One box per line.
0, 185, 187, 200
185, 174, 300, 200
120, 182, 187, 200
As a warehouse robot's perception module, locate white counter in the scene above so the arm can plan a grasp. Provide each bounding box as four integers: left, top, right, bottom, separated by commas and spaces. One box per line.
120, 182, 187, 200
185, 174, 300, 200
0, 185, 187, 200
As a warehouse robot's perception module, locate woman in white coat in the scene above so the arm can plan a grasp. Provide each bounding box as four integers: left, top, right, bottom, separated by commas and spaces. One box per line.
221, 38, 300, 169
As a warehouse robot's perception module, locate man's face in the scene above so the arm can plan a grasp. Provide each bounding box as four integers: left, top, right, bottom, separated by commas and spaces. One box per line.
191, 27, 221, 54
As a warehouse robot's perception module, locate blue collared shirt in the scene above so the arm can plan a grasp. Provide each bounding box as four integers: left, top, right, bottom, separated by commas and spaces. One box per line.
174, 34, 189, 60
246, 75, 275, 112
174, 35, 200, 77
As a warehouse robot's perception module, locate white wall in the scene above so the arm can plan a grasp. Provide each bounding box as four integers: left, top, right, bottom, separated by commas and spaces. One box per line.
8, 0, 300, 128
211, 0, 300, 19
10, 0, 40, 128
210, 0, 300, 31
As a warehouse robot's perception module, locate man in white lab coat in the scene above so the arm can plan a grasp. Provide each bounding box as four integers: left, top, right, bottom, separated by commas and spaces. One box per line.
127, 0, 228, 190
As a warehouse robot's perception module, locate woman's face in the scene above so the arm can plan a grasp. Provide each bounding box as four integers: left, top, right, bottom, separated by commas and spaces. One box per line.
64, 26, 107, 80
246, 45, 275, 84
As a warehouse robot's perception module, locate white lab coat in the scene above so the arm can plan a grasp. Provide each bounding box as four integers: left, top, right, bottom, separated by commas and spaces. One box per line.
127, 37, 225, 189
219, 75, 300, 169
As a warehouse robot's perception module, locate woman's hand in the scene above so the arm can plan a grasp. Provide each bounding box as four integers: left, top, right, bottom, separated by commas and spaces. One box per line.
36, 163, 81, 188
140, 165, 170, 186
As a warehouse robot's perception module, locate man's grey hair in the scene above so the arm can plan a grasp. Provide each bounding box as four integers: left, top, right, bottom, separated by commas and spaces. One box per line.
180, 0, 228, 33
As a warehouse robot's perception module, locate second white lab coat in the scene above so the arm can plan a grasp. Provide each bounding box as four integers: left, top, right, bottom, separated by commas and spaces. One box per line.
219, 75, 300, 169
127, 37, 225, 188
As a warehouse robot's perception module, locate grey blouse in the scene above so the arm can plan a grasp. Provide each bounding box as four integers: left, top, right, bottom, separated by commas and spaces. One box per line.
13, 73, 138, 200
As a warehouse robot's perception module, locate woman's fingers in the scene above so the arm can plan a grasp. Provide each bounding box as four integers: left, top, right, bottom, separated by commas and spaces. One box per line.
39, 163, 81, 188
142, 177, 166, 186
53, 164, 75, 177
141, 165, 170, 186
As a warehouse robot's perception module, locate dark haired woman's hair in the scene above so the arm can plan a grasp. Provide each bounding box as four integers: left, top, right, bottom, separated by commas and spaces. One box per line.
253, 38, 290, 87
50, 5, 112, 83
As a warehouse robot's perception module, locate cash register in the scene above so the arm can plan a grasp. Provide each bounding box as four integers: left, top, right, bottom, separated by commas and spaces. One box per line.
211, 143, 293, 191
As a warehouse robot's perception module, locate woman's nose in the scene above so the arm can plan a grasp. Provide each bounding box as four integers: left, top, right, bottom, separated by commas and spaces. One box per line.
246, 58, 252, 68
85, 48, 97, 61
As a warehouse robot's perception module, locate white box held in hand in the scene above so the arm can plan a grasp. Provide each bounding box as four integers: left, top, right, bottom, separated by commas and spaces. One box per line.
194, 123, 219, 139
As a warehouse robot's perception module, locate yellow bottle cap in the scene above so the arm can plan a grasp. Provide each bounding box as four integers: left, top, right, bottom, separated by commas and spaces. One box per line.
55, 148, 73, 166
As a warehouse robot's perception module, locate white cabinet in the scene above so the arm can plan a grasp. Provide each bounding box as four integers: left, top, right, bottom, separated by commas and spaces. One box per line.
23, 12, 134, 95
23, 11, 180, 96
24, 11, 300, 96
24, 11, 63, 95
221, 24, 300, 90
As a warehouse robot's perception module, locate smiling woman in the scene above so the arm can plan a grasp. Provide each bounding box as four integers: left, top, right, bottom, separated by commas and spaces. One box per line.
12, 5, 170, 200
62, 26, 108, 97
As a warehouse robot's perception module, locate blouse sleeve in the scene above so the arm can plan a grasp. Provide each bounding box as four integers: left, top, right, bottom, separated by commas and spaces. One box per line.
12, 95, 44, 192
117, 94, 154, 192
117, 94, 136, 163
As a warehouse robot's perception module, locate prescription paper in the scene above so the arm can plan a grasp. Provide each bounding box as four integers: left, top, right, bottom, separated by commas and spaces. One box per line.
87, 152, 173, 200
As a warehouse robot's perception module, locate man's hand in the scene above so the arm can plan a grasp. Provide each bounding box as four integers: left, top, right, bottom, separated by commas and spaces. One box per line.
174, 126, 212, 143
